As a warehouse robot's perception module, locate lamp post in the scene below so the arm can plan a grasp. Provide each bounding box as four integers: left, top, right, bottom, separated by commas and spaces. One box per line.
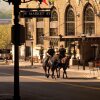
81, 34, 86, 70
72, 41, 76, 59
30, 38, 33, 66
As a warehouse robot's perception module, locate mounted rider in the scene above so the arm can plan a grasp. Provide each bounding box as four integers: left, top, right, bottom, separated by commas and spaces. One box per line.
45, 46, 55, 64
47, 46, 55, 57
59, 45, 66, 61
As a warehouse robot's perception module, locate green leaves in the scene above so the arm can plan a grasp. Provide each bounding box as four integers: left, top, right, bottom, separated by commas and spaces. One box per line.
0, 24, 11, 49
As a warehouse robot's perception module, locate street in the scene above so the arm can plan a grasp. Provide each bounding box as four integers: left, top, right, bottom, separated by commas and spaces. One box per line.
0, 63, 100, 100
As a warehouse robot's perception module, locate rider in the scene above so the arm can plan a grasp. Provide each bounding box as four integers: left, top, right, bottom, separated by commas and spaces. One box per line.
47, 46, 55, 57
45, 46, 55, 64
59, 44, 66, 61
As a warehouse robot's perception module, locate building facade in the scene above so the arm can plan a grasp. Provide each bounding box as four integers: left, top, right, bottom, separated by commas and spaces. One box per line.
19, 0, 100, 64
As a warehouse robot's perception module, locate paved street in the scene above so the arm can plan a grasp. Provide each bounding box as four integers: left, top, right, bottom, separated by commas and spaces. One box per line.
0, 61, 100, 100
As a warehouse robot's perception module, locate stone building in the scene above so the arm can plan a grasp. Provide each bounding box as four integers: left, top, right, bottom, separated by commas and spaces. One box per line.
19, 0, 100, 64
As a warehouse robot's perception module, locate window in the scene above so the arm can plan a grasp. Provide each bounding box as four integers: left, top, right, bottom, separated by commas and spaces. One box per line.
25, 18, 33, 40
36, 28, 44, 45
36, 18, 43, 22
50, 28, 58, 36
84, 5, 95, 35
50, 9, 58, 46
36, 18, 44, 45
50, 11, 58, 21
65, 6, 75, 36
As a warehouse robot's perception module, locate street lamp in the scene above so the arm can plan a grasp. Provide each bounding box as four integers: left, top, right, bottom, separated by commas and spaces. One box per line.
30, 38, 34, 66
81, 34, 86, 70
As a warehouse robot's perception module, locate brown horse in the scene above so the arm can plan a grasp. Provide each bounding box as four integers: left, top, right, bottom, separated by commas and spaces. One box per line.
42, 54, 59, 78
58, 56, 70, 78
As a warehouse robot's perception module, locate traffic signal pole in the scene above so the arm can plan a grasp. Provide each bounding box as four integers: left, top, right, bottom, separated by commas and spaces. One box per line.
13, 1, 20, 100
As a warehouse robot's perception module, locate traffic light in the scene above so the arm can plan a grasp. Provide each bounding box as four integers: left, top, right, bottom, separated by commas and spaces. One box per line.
11, 24, 25, 45
7, 0, 12, 4
38, 0, 42, 4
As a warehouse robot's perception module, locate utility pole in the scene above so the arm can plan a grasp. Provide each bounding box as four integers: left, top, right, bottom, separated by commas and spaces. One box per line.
13, 1, 20, 99
81, 34, 86, 70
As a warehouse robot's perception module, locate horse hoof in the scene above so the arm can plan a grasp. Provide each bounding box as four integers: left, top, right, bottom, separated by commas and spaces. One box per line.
45, 74, 47, 77
57, 75, 60, 78
47, 74, 49, 78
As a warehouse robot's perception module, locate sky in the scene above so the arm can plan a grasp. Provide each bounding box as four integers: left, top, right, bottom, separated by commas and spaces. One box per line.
0, 0, 12, 12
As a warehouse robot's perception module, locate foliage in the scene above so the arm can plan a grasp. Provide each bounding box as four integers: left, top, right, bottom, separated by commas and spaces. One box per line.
0, 24, 11, 49
0, 11, 12, 19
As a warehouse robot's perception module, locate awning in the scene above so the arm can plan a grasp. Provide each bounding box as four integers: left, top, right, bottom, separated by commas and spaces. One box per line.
44, 36, 60, 41
44, 36, 100, 42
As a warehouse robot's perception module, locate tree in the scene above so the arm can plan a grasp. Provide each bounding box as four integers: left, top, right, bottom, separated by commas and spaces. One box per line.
0, 24, 11, 49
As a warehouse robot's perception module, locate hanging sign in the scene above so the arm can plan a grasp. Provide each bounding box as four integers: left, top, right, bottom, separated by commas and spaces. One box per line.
20, 10, 51, 18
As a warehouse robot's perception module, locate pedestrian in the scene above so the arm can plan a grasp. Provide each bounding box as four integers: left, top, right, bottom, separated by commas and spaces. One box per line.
77, 57, 80, 70
39, 46, 44, 63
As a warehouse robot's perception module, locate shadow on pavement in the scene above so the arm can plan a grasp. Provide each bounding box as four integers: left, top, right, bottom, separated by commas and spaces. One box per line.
0, 81, 100, 100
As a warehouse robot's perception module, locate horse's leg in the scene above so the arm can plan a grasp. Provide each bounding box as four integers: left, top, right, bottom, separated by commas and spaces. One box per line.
52, 68, 54, 78
63, 70, 64, 78
64, 70, 67, 79
51, 70, 54, 78
47, 66, 50, 78
57, 68, 60, 78
51, 67, 56, 79
43, 65, 47, 77
45, 68, 48, 78
56, 68, 59, 78
63, 68, 68, 79
63, 67, 66, 79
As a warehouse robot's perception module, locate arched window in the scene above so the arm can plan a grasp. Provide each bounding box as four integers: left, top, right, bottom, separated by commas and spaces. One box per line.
84, 5, 95, 35
50, 11, 58, 21
65, 6, 75, 36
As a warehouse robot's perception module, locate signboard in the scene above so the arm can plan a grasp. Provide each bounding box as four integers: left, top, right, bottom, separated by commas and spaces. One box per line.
20, 11, 51, 18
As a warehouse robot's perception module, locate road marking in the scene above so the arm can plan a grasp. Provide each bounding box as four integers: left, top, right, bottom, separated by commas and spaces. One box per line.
0, 72, 100, 91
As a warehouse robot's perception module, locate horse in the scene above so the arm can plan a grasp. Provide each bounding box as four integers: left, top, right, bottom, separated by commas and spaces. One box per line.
42, 54, 59, 79
57, 56, 70, 78
42, 56, 51, 78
